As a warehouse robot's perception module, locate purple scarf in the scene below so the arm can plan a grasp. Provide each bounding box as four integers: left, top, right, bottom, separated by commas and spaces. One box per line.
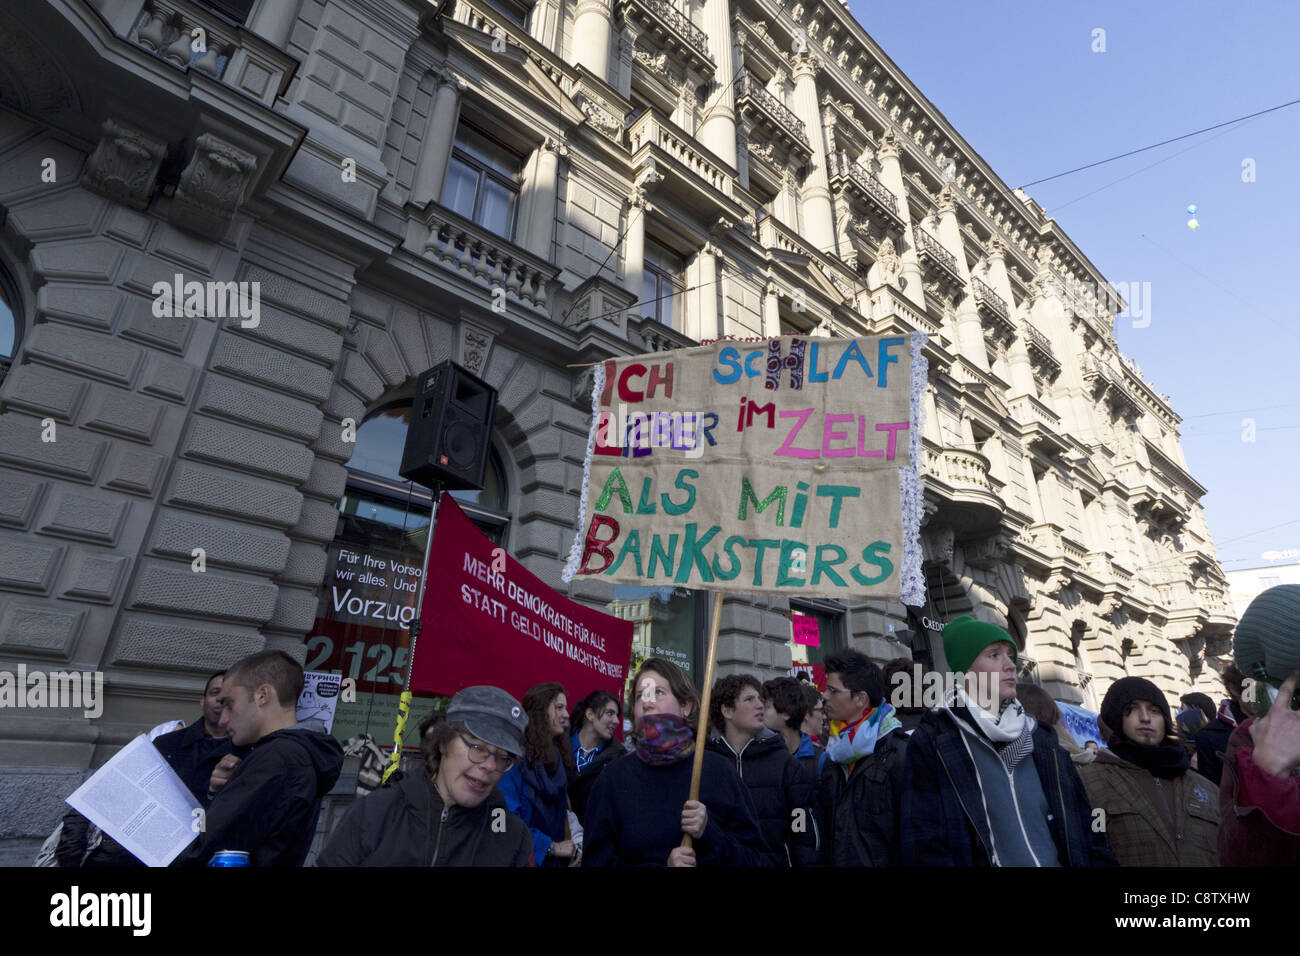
634, 714, 695, 766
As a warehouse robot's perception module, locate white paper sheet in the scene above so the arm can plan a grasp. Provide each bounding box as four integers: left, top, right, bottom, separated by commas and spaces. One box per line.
65, 735, 202, 867
297, 671, 342, 733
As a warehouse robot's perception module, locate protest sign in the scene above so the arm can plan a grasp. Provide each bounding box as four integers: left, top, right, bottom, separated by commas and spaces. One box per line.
562, 334, 926, 605
792, 613, 820, 646
411, 494, 634, 704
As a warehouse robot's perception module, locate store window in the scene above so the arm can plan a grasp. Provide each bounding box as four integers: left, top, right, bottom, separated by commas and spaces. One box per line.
787, 598, 845, 690
440, 124, 524, 240
309, 400, 510, 749
607, 584, 708, 696
641, 238, 684, 330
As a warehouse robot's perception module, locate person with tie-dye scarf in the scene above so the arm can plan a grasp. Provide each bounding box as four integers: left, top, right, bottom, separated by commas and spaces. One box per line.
817, 649, 909, 866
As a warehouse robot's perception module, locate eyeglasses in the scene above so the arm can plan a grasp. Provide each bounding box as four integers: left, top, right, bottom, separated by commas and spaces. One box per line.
458, 734, 515, 773
824, 685, 849, 697
1248, 664, 1300, 709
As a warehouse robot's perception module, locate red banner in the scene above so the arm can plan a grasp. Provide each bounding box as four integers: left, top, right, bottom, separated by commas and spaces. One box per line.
411, 494, 634, 705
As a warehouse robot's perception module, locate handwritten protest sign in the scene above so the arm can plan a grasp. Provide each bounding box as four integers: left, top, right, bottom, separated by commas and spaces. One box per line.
563, 334, 926, 604
792, 613, 820, 647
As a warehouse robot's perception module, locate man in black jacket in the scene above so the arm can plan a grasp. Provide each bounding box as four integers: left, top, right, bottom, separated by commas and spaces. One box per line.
1193, 663, 1249, 786
153, 671, 243, 805
819, 649, 908, 866
176, 650, 343, 867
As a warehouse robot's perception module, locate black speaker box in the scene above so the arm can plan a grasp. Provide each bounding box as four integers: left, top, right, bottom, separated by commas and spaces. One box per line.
398, 360, 497, 490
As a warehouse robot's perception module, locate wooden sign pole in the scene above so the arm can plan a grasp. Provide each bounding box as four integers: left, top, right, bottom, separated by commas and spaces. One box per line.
681, 591, 723, 849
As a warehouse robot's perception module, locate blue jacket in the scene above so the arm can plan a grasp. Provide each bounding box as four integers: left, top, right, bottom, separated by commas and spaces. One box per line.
499, 746, 570, 866
901, 707, 1116, 867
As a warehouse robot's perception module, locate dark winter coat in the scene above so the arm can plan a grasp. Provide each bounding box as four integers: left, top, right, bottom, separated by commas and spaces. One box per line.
152, 718, 242, 804
315, 772, 533, 866
583, 749, 773, 866
707, 729, 823, 865
1077, 749, 1219, 866
901, 708, 1116, 867
175, 722, 343, 867
819, 725, 908, 866
1193, 701, 1246, 787
568, 736, 628, 824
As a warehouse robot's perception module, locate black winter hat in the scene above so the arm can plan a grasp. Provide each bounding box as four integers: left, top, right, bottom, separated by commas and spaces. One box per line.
1100, 677, 1173, 744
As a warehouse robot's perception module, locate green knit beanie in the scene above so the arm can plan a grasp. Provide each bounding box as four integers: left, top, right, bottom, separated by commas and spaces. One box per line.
942, 615, 1017, 674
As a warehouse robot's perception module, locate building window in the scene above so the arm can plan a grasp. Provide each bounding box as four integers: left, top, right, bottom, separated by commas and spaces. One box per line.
0, 265, 19, 387
441, 124, 523, 240
309, 400, 511, 749
609, 585, 708, 693
641, 238, 684, 330
787, 598, 845, 690
197, 0, 254, 22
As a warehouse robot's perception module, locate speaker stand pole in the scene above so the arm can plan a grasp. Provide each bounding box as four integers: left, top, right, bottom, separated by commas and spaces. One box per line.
381, 480, 443, 784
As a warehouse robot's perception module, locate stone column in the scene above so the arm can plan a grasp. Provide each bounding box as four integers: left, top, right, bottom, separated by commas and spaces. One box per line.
790, 53, 835, 254
411, 70, 465, 207
522, 138, 565, 258
691, 242, 720, 342
935, 185, 988, 371
776, 167, 800, 230
986, 239, 1037, 398
624, 191, 649, 301
248, 0, 302, 47
697, 0, 737, 167
572, 0, 614, 82
873, 129, 925, 308
762, 280, 781, 336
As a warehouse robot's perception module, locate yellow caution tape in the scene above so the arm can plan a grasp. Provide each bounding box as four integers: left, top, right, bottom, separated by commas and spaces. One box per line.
380, 690, 412, 784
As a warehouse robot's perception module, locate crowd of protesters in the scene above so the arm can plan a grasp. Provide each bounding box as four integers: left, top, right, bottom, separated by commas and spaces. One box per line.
47, 584, 1300, 867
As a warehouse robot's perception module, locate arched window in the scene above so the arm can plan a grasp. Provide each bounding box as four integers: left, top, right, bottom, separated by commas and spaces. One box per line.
0, 264, 18, 386
307, 399, 511, 750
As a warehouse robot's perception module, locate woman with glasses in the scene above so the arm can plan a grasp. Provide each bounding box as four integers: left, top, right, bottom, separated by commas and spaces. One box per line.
498, 682, 580, 866
582, 657, 771, 867
316, 685, 534, 866
568, 690, 627, 824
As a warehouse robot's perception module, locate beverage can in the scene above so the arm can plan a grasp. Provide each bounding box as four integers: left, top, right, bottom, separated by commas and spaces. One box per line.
208, 850, 251, 867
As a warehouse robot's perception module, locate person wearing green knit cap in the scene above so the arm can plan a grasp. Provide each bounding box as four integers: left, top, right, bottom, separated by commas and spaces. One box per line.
900, 615, 1115, 867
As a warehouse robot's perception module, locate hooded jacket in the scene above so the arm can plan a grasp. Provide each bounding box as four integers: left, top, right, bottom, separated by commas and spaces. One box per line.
1077, 749, 1219, 866
175, 722, 343, 867
706, 728, 823, 866
498, 743, 571, 865
901, 707, 1115, 867
315, 772, 533, 866
818, 721, 908, 866
1217, 717, 1300, 866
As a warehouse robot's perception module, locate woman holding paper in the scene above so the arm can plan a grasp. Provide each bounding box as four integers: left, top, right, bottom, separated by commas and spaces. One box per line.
582, 658, 772, 867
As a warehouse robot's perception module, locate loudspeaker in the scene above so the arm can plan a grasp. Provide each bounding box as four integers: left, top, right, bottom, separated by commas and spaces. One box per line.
399, 360, 497, 491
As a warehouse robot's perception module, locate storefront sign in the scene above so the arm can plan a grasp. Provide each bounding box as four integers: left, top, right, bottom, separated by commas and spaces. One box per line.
412, 495, 634, 704
563, 335, 926, 604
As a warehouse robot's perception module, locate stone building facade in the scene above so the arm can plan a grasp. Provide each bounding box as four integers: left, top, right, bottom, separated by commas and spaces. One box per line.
0, 0, 1232, 857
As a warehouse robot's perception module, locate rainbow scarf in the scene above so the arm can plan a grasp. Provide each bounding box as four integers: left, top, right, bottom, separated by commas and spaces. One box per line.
826, 703, 901, 766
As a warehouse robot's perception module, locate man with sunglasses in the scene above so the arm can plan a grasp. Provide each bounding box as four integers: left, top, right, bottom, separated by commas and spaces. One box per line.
317, 685, 534, 866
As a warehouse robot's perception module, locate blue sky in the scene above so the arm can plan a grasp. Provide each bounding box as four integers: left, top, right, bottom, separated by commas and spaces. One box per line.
849, 0, 1300, 575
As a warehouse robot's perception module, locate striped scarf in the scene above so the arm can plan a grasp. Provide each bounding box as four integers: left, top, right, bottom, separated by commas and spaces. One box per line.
953, 686, 1035, 773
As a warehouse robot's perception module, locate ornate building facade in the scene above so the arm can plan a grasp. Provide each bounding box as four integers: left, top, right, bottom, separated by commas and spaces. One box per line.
0, 0, 1232, 857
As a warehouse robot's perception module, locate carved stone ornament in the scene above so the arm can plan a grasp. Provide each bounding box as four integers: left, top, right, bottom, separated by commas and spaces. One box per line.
170, 133, 257, 238
579, 99, 623, 138
459, 324, 495, 377
83, 118, 167, 211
